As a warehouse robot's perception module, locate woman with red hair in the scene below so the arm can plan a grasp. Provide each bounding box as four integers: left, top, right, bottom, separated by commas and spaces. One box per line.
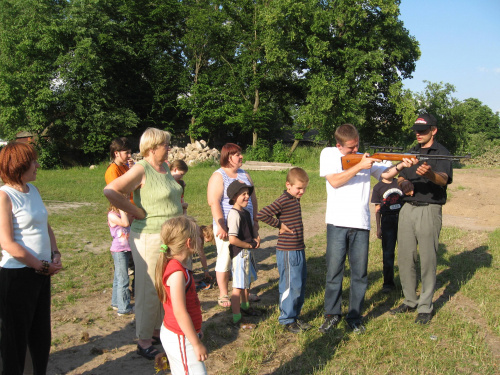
0, 142, 62, 374
207, 143, 260, 308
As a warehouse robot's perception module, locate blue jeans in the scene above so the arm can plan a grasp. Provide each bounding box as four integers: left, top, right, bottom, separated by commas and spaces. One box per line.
111, 251, 132, 314
276, 250, 307, 325
381, 214, 398, 288
324, 225, 369, 324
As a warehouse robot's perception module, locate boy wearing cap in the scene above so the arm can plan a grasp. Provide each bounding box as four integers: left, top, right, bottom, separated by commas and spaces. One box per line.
226, 180, 261, 328
391, 113, 453, 325
257, 167, 310, 334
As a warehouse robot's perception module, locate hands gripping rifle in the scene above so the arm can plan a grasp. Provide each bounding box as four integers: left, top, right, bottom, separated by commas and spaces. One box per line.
341, 146, 471, 170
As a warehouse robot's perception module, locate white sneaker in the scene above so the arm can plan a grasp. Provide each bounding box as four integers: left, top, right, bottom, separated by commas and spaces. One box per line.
117, 306, 135, 316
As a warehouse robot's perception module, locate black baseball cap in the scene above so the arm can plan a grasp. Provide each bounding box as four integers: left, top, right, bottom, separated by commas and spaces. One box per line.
227, 180, 254, 205
412, 113, 437, 131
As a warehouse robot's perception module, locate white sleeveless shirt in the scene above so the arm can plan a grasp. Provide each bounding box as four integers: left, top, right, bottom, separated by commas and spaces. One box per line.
0, 183, 51, 268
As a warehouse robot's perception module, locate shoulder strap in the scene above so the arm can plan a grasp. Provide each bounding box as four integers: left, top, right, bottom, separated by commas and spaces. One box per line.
185, 269, 193, 291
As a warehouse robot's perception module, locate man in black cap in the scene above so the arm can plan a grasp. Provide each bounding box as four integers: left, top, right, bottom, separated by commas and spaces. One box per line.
390, 113, 453, 324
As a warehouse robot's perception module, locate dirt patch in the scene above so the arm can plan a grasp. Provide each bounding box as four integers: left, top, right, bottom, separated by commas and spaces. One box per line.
47, 169, 499, 374
442, 169, 500, 231
45, 201, 95, 215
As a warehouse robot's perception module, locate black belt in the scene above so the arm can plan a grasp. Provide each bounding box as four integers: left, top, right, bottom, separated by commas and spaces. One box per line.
408, 201, 429, 207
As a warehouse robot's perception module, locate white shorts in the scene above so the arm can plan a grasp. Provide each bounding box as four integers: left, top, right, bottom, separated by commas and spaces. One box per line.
160, 324, 207, 375
214, 235, 231, 272
231, 250, 257, 289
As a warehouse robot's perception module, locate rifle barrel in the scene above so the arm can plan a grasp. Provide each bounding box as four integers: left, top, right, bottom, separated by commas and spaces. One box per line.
341, 152, 471, 170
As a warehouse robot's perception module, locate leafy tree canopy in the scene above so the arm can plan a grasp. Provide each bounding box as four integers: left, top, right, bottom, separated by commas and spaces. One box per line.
0, 0, 496, 166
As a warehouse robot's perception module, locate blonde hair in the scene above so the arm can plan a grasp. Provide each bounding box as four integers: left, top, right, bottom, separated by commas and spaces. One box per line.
155, 216, 201, 303
108, 193, 129, 213
200, 224, 214, 244
286, 167, 309, 185
108, 202, 119, 213
139, 127, 171, 157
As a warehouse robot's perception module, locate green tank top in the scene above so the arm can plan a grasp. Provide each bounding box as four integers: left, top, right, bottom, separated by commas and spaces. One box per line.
131, 160, 183, 233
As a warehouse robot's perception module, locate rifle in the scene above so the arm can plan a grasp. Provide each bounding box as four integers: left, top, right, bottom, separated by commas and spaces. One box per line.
341, 150, 471, 170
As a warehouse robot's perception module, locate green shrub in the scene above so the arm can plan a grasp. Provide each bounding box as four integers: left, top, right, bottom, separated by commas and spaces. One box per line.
36, 138, 62, 169
464, 133, 499, 158
271, 140, 295, 163
246, 140, 301, 163
245, 140, 271, 161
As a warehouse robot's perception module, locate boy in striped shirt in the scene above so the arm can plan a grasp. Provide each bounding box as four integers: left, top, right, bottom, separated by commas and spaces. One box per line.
257, 167, 310, 333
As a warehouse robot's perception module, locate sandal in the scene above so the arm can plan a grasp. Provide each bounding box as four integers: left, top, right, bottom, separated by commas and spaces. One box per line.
240, 322, 256, 330
218, 295, 231, 308
249, 293, 261, 302
231, 319, 256, 330
152, 336, 161, 346
137, 345, 161, 360
241, 307, 262, 316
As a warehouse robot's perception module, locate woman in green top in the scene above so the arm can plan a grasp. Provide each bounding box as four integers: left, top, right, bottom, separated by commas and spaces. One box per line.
104, 128, 183, 360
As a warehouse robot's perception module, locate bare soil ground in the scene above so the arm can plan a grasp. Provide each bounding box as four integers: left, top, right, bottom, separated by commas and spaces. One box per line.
47, 169, 499, 374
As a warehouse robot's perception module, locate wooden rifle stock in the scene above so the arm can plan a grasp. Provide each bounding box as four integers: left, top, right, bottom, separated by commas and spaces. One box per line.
341, 152, 470, 170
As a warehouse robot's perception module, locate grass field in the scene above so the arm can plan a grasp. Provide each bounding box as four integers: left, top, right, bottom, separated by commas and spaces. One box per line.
32, 146, 499, 374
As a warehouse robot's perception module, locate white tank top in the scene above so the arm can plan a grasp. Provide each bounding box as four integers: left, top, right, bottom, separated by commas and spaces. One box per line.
0, 183, 51, 268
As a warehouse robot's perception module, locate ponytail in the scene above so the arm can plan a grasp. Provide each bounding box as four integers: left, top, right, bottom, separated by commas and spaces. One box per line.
154, 216, 200, 303
155, 245, 174, 303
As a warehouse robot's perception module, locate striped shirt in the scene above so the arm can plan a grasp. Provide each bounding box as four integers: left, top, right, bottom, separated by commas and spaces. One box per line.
212, 168, 254, 230
257, 190, 304, 251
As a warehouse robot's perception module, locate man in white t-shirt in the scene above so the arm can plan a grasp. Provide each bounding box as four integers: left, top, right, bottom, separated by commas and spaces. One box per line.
318, 123, 416, 334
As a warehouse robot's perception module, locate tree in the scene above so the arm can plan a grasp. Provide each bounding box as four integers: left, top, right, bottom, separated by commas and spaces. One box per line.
460, 98, 500, 140
295, 0, 420, 146
413, 81, 465, 153
54, 0, 185, 157
178, 0, 234, 143
0, 0, 66, 140
0, 0, 423, 163
207, 0, 306, 146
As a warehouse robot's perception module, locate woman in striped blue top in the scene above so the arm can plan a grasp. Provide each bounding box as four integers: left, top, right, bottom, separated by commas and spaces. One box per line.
207, 143, 260, 308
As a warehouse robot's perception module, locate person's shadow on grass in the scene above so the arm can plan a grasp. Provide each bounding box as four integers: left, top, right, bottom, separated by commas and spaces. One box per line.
265, 241, 493, 374
433, 243, 491, 312
364, 242, 492, 323
263, 252, 354, 375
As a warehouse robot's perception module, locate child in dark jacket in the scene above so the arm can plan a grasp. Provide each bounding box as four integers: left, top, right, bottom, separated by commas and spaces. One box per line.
371, 176, 404, 292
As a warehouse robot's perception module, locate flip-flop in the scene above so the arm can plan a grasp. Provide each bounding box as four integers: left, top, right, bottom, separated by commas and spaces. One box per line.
248, 293, 261, 302
137, 345, 160, 360
218, 295, 231, 307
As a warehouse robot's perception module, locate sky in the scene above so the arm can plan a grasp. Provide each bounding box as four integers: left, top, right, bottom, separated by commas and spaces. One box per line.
399, 0, 500, 114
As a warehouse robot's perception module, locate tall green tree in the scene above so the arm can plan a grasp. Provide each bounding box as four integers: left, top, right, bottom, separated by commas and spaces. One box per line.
0, 0, 426, 162
0, 0, 66, 140
295, 0, 420, 146
211, 0, 305, 146
54, 0, 185, 156
413, 81, 465, 153
178, 0, 234, 143
460, 98, 500, 140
